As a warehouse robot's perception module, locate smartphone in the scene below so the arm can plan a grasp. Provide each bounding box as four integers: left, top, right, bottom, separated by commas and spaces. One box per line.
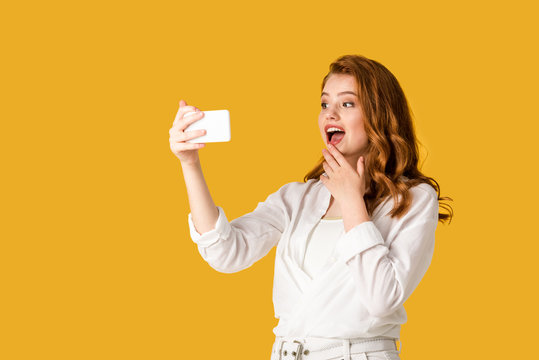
184, 109, 231, 143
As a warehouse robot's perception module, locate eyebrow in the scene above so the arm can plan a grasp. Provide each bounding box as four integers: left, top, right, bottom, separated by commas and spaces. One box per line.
321, 91, 357, 98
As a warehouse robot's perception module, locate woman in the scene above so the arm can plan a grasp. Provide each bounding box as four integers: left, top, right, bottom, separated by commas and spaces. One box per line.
169, 54, 453, 360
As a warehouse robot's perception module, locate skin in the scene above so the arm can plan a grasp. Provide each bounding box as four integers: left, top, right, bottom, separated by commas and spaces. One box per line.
318, 73, 371, 231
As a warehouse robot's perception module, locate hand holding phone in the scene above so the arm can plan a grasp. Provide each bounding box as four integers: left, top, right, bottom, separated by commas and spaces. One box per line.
184, 109, 231, 143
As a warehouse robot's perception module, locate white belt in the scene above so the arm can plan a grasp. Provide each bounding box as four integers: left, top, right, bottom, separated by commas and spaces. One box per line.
272, 335, 400, 360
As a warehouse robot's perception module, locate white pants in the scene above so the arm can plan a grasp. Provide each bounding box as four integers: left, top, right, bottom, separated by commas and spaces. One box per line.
270, 335, 402, 360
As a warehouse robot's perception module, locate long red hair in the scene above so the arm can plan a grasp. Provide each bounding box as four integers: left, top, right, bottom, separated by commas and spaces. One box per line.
304, 54, 454, 224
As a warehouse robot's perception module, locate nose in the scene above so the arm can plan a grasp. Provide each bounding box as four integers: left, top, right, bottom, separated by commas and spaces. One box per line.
326, 108, 339, 121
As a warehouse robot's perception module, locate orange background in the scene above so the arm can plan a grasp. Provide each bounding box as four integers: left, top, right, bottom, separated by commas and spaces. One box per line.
1, 0, 538, 358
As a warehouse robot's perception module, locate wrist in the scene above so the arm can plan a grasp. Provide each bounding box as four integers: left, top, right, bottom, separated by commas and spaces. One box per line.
181, 159, 201, 170
340, 197, 370, 221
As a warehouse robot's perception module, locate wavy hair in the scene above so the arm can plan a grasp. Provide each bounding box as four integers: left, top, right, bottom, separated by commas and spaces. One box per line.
304, 54, 454, 224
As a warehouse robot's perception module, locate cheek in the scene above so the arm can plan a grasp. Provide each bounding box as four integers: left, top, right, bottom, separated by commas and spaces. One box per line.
352, 120, 366, 135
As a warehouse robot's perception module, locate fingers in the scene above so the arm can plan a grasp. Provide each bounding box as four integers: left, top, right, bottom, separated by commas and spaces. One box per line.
174, 105, 199, 125
326, 143, 347, 167
170, 141, 205, 152
356, 156, 365, 173
180, 111, 205, 132
170, 129, 206, 143
175, 99, 187, 123
172, 110, 205, 135
322, 148, 339, 169
322, 161, 332, 176
174, 98, 202, 124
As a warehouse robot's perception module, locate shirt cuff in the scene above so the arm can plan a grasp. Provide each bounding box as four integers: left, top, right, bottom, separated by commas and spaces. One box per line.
187, 206, 232, 247
335, 221, 385, 263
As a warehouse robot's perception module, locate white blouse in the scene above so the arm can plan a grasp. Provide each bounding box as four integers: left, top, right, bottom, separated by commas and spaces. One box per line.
302, 218, 344, 279
187, 176, 439, 339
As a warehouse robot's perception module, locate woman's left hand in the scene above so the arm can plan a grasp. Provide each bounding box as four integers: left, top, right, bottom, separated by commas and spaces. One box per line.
320, 143, 367, 204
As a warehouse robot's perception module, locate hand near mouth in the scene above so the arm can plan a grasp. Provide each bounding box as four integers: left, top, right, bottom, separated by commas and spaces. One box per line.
320, 142, 368, 210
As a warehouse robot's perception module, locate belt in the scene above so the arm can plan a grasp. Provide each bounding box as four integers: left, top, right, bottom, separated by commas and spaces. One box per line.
272, 335, 401, 360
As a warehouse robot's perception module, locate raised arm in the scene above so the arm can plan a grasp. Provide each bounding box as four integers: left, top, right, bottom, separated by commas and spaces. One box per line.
187, 183, 291, 273
169, 99, 219, 234
170, 100, 291, 274
181, 160, 219, 234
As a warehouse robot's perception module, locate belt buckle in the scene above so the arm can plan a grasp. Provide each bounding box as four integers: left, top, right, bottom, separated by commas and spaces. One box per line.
278, 339, 306, 360
291, 340, 303, 360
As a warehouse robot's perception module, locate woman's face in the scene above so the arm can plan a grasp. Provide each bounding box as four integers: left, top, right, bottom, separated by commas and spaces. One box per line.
318, 73, 369, 162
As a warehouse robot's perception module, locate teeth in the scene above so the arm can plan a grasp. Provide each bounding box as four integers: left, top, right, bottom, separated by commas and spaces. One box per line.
327, 127, 344, 133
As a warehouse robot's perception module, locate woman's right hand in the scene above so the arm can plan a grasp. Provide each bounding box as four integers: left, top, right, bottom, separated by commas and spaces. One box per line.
169, 99, 207, 165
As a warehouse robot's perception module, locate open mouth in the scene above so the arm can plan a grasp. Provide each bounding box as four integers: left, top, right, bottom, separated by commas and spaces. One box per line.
327, 131, 345, 145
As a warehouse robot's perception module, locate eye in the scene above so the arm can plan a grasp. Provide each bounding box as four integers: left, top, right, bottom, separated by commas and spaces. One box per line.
321, 102, 328, 109
343, 102, 354, 107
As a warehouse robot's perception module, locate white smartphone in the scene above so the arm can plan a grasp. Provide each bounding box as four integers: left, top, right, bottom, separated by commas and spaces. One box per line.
184, 109, 231, 143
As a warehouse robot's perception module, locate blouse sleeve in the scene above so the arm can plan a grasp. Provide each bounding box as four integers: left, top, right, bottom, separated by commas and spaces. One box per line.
334, 184, 439, 318
187, 183, 290, 273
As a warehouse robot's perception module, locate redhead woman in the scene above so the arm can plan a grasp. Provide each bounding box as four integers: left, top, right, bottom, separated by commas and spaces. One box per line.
169, 54, 453, 360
